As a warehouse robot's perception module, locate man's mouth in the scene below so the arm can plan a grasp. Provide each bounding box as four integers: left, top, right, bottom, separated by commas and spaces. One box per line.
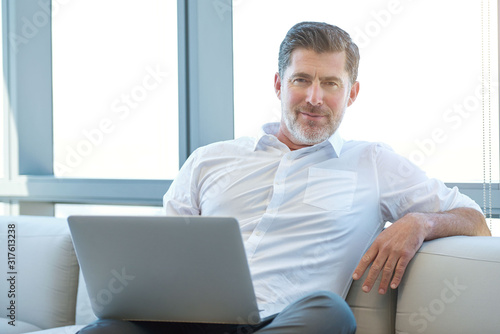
299, 111, 326, 120
302, 112, 323, 117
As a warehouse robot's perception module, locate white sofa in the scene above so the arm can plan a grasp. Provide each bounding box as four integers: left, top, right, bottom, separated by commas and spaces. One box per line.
0, 215, 499, 334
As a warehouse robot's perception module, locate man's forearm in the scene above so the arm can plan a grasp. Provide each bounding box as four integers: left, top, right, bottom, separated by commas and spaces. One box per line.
414, 207, 491, 241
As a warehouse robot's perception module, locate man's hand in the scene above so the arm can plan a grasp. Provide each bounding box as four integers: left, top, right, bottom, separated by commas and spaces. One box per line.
352, 213, 430, 295
352, 208, 490, 295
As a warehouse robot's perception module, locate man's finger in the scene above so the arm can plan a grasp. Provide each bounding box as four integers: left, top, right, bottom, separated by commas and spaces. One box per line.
352, 250, 376, 281
389, 253, 412, 289
360, 251, 390, 293
377, 255, 399, 294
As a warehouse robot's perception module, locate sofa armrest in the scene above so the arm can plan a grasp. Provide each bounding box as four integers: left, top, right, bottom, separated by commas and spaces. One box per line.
0, 216, 80, 333
396, 236, 500, 334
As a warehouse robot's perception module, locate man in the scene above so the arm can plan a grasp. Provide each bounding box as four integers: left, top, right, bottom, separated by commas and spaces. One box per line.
79, 21, 490, 334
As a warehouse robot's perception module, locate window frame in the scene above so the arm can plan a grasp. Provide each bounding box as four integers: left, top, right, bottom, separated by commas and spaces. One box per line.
0, 0, 498, 217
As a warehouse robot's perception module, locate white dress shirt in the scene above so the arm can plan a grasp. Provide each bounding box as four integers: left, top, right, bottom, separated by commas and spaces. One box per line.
163, 122, 481, 317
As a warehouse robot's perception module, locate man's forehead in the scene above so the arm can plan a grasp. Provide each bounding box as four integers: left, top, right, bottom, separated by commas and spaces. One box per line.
286, 49, 348, 77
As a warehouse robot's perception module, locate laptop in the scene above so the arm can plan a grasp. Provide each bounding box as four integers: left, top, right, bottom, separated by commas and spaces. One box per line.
68, 215, 262, 324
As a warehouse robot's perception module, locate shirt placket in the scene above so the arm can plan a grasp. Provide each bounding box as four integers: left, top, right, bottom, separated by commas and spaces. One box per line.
245, 152, 295, 261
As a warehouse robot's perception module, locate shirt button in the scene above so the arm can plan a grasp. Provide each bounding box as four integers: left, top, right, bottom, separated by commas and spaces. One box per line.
255, 230, 263, 236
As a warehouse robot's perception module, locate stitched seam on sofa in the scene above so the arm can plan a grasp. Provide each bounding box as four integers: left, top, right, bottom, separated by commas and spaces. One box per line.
417, 251, 500, 263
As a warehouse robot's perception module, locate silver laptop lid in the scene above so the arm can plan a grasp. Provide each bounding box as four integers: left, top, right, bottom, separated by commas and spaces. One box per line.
68, 215, 261, 324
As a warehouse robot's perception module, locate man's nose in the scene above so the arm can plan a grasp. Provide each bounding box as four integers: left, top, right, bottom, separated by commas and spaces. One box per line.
306, 82, 324, 106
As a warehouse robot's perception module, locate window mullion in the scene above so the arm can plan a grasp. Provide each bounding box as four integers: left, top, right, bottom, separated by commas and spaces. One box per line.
8, 0, 53, 176
183, 0, 234, 158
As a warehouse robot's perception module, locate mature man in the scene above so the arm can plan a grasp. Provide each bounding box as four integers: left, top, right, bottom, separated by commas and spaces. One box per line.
78, 21, 490, 334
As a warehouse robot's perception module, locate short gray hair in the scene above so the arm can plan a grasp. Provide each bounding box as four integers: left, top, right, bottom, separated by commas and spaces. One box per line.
278, 21, 360, 84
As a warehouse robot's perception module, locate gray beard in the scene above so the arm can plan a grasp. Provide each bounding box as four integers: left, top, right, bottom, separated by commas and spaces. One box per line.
283, 110, 336, 145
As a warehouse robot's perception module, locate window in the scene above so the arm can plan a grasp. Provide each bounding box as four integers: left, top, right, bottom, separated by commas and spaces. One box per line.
2, 1, 497, 221
233, 0, 499, 183
52, 0, 178, 180
490, 218, 500, 236
1, 1, 229, 212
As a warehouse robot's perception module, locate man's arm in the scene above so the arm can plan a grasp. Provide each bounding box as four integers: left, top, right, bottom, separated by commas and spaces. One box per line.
163, 149, 201, 216
352, 207, 490, 295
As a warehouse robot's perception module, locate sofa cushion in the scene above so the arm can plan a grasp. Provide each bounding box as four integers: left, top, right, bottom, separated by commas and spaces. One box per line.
0, 216, 80, 332
0, 319, 41, 334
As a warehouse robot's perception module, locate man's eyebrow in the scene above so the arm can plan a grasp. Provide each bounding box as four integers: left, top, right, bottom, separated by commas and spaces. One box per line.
289, 72, 314, 80
320, 75, 343, 82
289, 72, 343, 82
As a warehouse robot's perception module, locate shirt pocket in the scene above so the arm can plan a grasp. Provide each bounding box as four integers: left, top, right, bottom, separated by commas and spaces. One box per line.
303, 168, 357, 211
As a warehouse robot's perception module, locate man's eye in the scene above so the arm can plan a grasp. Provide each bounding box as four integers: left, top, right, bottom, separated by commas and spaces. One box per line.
290, 77, 309, 86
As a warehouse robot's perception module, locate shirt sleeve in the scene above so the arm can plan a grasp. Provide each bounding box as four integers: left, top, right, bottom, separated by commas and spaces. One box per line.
374, 143, 483, 222
163, 149, 202, 216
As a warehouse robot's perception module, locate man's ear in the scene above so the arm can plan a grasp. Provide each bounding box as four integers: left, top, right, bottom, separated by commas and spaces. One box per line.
347, 81, 360, 107
274, 72, 282, 100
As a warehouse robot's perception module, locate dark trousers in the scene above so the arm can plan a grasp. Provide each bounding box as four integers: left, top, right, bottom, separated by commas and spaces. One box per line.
77, 291, 356, 334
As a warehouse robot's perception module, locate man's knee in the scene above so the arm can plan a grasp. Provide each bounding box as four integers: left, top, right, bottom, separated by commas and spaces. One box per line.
266, 291, 356, 334
301, 291, 356, 333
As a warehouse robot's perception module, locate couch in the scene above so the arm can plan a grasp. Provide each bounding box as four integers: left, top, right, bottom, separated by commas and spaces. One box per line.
0, 215, 499, 334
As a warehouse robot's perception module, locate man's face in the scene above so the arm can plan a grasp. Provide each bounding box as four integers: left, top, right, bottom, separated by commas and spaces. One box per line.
275, 48, 359, 148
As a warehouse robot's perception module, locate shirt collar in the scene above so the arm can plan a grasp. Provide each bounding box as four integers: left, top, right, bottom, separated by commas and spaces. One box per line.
254, 122, 344, 157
